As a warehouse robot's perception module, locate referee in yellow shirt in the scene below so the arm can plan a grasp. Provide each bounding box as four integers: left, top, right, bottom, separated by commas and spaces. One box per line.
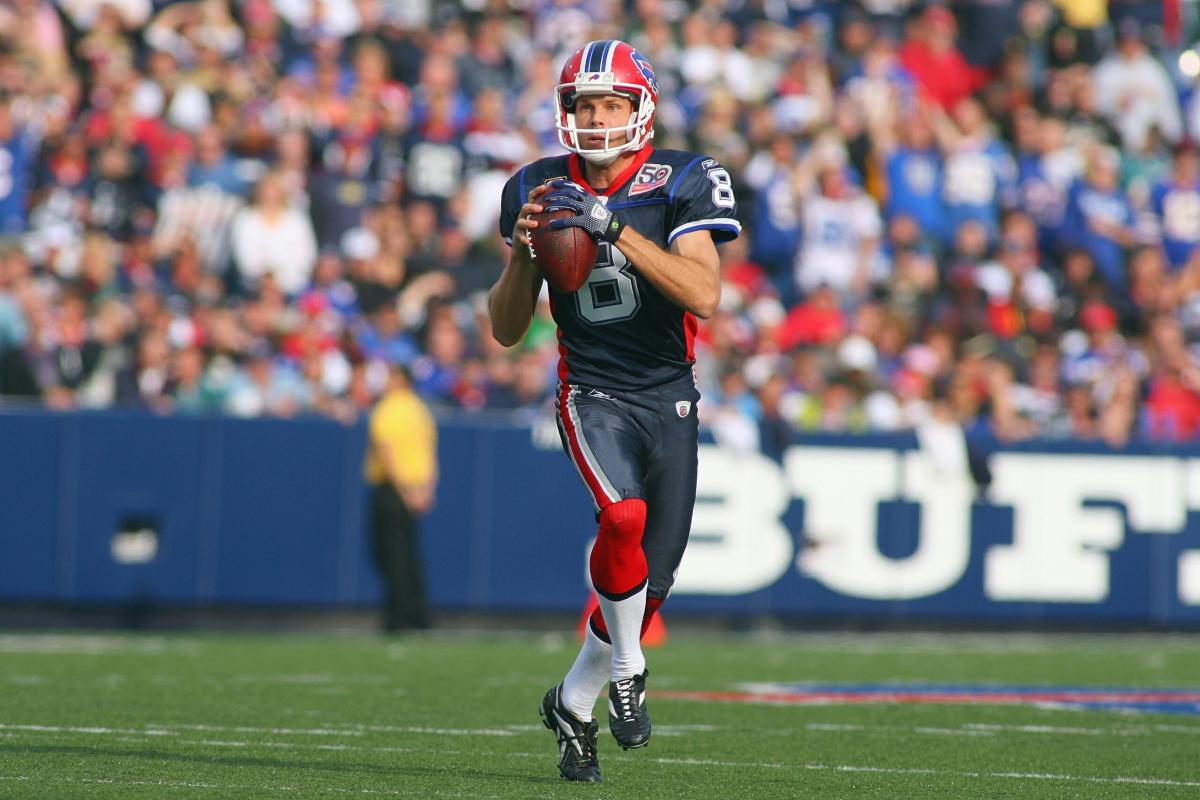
364, 362, 438, 632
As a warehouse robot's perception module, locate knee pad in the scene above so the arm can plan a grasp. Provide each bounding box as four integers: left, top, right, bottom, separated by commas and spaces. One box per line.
589, 499, 648, 598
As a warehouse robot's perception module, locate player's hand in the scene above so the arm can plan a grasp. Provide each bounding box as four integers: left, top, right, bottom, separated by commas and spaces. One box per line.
513, 183, 554, 247
542, 180, 626, 245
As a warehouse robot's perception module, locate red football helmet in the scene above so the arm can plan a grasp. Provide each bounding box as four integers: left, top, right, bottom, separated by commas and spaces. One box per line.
555, 40, 658, 165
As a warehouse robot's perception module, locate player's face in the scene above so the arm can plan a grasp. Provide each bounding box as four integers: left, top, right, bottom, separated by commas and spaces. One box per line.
573, 94, 634, 150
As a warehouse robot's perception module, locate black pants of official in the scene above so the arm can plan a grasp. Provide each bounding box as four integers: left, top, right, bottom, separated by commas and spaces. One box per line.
371, 483, 430, 631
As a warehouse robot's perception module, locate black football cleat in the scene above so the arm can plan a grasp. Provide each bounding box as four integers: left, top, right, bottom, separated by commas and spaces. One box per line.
540, 685, 602, 783
608, 669, 651, 749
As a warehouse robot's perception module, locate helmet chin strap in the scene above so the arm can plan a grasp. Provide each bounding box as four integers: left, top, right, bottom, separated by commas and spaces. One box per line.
580, 150, 622, 166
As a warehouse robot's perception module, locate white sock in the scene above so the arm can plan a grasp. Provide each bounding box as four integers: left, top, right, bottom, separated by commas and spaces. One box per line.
561, 623, 612, 721
597, 583, 647, 680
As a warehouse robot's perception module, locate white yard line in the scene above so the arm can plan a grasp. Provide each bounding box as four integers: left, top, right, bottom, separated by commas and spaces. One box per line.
228, 673, 391, 685
965, 723, 1114, 736
805, 723, 867, 732
5, 676, 44, 685
912, 727, 995, 737
10, 672, 394, 686
152, 724, 365, 737
0, 635, 197, 656
5, 724, 1198, 789
3, 718, 1189, 742
0, 724, 179, 737
651, 759, 1200, 787
0, 775, 496, 798
0, 721, 518, 739
1153, 724, 1200, 734
0, 776, 232, 790
156, 723, 514, 738
354, 725, 517, 737
110, 736, 417, 755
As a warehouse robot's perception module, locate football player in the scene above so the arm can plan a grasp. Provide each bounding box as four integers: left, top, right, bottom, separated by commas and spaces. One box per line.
488, 40, 740, 782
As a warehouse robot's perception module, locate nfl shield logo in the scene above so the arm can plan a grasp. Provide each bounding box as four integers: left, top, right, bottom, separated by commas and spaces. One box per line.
675, 401, 691, 418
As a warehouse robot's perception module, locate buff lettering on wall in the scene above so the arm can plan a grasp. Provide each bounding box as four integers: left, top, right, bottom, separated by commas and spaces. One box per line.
673, 445, 1200, 605
675, 448, 794, 595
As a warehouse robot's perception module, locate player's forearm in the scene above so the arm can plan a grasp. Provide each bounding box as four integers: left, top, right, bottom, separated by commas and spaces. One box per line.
615, 227, 721, 319
488, 250, 544, 347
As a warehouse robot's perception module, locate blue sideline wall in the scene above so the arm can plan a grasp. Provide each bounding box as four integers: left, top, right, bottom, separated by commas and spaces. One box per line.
1, 409, 1199, 625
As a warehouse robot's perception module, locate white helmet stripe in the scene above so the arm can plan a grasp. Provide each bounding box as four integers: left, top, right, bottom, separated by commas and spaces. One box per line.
580, 41, 595, 75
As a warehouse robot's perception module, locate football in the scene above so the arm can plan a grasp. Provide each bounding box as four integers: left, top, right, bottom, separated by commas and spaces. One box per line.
528, 209, 598, 293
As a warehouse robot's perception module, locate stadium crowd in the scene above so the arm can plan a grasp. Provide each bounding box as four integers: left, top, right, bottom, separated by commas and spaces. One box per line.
2, 0, 1200, 450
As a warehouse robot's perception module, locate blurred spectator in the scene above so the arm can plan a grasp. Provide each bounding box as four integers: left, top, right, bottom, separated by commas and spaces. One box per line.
934, 97, 1018, 242
231, 170, 318, 294
1150, 144, 1200, 272
310, 99, 380, 247
876, 109, 945, 245
225, 343, 313, 417
1144, 315, 1200, 439
0, 0, 1199, 452
1093, 18, 1183, 152
744, 132, 802, 288
794, 159, 883, 298
0, 96, 38, 236
898, 5, 982, 111
1059, 144, 1135, 293
154, 125, 245, 274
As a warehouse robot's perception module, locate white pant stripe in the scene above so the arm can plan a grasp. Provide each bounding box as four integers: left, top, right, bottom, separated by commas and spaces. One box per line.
560, 386, 621, 508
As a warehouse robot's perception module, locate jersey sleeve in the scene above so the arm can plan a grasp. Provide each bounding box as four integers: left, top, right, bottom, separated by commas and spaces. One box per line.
665, 157, 742, 245
498, 166, 530, 247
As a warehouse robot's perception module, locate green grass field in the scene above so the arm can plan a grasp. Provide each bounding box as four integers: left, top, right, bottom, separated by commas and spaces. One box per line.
2, 628, 1199, 799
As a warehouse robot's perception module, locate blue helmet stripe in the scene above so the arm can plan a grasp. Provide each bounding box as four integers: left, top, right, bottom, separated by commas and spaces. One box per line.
602, 40, 618, 72
586, 40, 612, 73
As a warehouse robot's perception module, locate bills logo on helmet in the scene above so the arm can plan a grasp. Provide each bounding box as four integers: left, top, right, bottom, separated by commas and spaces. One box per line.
629, 164, 673, 196
631, 51, 658, 94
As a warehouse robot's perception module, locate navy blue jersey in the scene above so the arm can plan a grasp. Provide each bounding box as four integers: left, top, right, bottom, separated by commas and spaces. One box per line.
499, 149, 740, 391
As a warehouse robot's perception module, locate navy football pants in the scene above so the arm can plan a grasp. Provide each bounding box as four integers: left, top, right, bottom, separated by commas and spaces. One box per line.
555, 374, 701, 602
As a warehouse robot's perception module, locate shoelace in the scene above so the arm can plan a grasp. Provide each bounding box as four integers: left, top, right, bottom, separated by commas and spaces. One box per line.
613, 679, 638, 721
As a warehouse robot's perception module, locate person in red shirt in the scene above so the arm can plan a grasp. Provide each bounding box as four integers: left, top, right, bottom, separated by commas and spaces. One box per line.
898, 5, 985, 111
1144, 316, 1200, 440
775, 283, 847, 350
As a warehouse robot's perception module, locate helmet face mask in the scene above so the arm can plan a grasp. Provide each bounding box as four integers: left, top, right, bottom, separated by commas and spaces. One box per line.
555, 40, 658, 166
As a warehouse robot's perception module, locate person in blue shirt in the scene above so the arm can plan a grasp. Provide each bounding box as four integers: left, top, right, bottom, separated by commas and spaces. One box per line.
356, 302, 417, 365
1059, 146, 1135, 294
934, 97, 1018, 242
881, 112, 945, 243
186, 125, 249, 196
1012, 108, 1070, 254
1149, 143, 1200, 271
0, 96, 36, 236
744, 133, 802, 295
